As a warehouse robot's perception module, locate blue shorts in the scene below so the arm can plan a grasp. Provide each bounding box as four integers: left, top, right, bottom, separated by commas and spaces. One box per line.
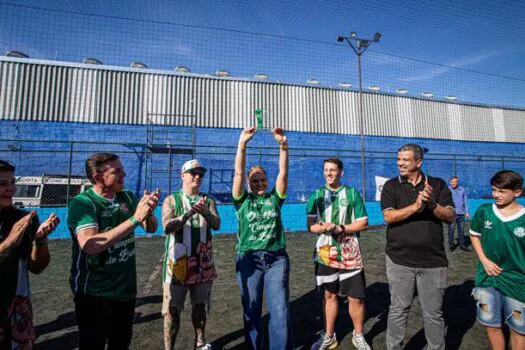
472, 287, 525, 335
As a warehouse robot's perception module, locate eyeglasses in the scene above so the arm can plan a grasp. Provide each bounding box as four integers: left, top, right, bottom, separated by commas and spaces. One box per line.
187, 170, 205, 177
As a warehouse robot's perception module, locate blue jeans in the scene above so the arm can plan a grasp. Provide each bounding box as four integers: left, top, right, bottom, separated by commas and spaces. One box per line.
235, 250, 293, 350
448, 214, 466, 247
472, 287, 525, 335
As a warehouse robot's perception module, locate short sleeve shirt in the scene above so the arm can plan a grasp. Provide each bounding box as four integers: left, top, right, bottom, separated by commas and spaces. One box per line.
470, 203, 525, 303
306, 185, 368, 270
68, 188, 138, 301
234, 188, 286, 252
380, 173, 454, 268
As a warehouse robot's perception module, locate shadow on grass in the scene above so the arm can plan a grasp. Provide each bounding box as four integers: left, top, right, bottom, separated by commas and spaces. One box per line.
211, 281, 391, 349
34, 294, 162, 349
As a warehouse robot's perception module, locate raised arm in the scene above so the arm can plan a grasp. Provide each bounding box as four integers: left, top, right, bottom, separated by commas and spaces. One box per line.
29, 213, 60, 274
233, 127, 256, 199
76, 191, 157, 255
0, 212, 34, 264
273, 128, 288, 197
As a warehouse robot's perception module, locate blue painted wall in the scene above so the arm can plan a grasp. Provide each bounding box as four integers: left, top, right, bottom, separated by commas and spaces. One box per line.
33, 198, 525, 239
1, 120, 524, 205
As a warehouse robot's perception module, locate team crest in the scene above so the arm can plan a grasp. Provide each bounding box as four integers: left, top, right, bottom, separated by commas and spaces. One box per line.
340, 198, 349, 206
120, 203, 129, 213
513, 227, 525, 238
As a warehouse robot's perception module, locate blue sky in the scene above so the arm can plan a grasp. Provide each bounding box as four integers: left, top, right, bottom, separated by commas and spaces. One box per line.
1, 0, 524, 107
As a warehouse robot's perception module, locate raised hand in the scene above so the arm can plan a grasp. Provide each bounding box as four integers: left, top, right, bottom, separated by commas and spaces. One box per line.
481, 258, 503, 276
272, 128, 287, 145
239, 127, 257, 145
35, 213, 60, 241
135, 189, 160, 222
7, 211, 35, 247
192, 196, 209, 217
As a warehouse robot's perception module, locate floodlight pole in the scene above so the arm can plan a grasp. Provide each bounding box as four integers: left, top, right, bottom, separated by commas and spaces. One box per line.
337, 32, 381, 201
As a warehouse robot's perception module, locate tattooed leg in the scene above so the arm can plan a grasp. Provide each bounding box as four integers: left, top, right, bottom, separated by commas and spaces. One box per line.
163, 306, 180, 350
192, 303, 207, 347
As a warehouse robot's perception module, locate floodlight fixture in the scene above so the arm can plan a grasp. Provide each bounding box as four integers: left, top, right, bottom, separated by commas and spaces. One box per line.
307, 78, 320, 85
337, 29, 382, 201
254, 73, 269, 80
215, 69, 230, 78
396, 88, 409, 95
175, 65, 191, 73
445, 95, 458, 101
83, 57, 103, 65
6, 50, 29, 58
421, 91, 434, 98
339, 82, 352, 88
130, 62, 148, 69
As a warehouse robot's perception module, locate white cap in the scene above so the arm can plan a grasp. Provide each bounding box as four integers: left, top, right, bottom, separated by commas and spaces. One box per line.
181, 159, 207, 173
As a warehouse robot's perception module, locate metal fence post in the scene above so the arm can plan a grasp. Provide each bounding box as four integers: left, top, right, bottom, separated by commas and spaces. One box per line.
66, 142, 74, 206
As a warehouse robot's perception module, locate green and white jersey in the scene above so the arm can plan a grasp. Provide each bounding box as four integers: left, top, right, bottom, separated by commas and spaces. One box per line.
162, 190, 216, 285
470, 203, 525, 303
68, 188, 138, 301
234, 188, 286, 253
306, 185, 368, 271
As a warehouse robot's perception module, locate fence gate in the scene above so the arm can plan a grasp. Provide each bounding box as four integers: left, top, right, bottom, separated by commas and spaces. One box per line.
144, 113, 196, 195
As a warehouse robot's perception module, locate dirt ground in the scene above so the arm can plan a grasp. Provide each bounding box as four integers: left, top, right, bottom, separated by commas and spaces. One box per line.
31, 226, 492, 349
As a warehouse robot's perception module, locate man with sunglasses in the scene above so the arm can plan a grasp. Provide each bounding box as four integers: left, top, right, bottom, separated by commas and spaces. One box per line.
161, 159, 221, 350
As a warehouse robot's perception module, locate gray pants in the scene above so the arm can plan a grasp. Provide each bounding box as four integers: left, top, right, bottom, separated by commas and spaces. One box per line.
385, 255, 447, 350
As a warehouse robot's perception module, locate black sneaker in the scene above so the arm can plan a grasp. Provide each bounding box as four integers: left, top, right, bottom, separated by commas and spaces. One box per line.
460, 246, 472, 252
448, 246, 455, 252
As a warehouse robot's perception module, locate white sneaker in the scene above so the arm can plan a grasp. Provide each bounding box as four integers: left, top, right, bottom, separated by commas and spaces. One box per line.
195, 343, 212, 350
351, 330, 371, 350
311, 331, 338, 350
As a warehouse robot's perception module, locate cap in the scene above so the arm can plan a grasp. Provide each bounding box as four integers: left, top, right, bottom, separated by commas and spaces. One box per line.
181, 159, 207, 173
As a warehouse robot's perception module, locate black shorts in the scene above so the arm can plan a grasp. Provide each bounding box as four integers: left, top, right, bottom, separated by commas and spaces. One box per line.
314, 263, 366, 299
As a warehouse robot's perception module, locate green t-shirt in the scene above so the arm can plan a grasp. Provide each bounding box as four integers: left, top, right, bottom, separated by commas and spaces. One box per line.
470, 203, 525, 303
67, 188, 138, 301
162, 190, 216, 285
306, 185, 368, 270
234, 188, 286, 253
0, 207, 38, 348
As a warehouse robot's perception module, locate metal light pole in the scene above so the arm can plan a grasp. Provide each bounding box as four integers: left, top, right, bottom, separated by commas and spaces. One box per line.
337, 32, 381, 201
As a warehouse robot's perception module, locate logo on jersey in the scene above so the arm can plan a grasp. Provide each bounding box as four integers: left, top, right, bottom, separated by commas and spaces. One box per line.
101, 210, 113, 218
484, 220, 492, 229
513, 227, 525, 238
340, 198, 349, 206
120, 203, 129, 213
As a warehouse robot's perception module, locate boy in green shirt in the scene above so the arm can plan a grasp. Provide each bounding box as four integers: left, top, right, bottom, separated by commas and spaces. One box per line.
470, 170, 525, 350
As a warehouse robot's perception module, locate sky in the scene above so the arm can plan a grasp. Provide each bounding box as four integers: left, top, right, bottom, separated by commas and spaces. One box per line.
1, 0, 524, 107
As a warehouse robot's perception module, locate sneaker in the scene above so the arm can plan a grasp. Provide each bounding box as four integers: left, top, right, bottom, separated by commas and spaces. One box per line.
195, 343, 212, 350
311, 332, 338, 350
351, 330, 371, 350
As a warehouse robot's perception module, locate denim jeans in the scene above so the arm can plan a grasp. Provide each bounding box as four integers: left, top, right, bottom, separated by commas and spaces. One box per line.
385, 255, 447, 350
472, 287, 525, 334
448, 214, 466, 247
235, 250, 293, 350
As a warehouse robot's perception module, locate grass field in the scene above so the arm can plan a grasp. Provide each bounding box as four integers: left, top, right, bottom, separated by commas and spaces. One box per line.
30, 225, 491, 350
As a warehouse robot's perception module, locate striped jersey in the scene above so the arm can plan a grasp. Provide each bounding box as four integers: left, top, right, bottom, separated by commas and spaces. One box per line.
162, 190, 216, 285
306, 185, 368, 270
67, 188, 137, 301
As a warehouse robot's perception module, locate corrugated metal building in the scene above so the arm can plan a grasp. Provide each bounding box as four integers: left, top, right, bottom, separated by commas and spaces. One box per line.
2, 56, 524, 143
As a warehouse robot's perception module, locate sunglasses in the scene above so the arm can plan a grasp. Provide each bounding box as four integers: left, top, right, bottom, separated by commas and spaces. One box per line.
187, 170, 206, 177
